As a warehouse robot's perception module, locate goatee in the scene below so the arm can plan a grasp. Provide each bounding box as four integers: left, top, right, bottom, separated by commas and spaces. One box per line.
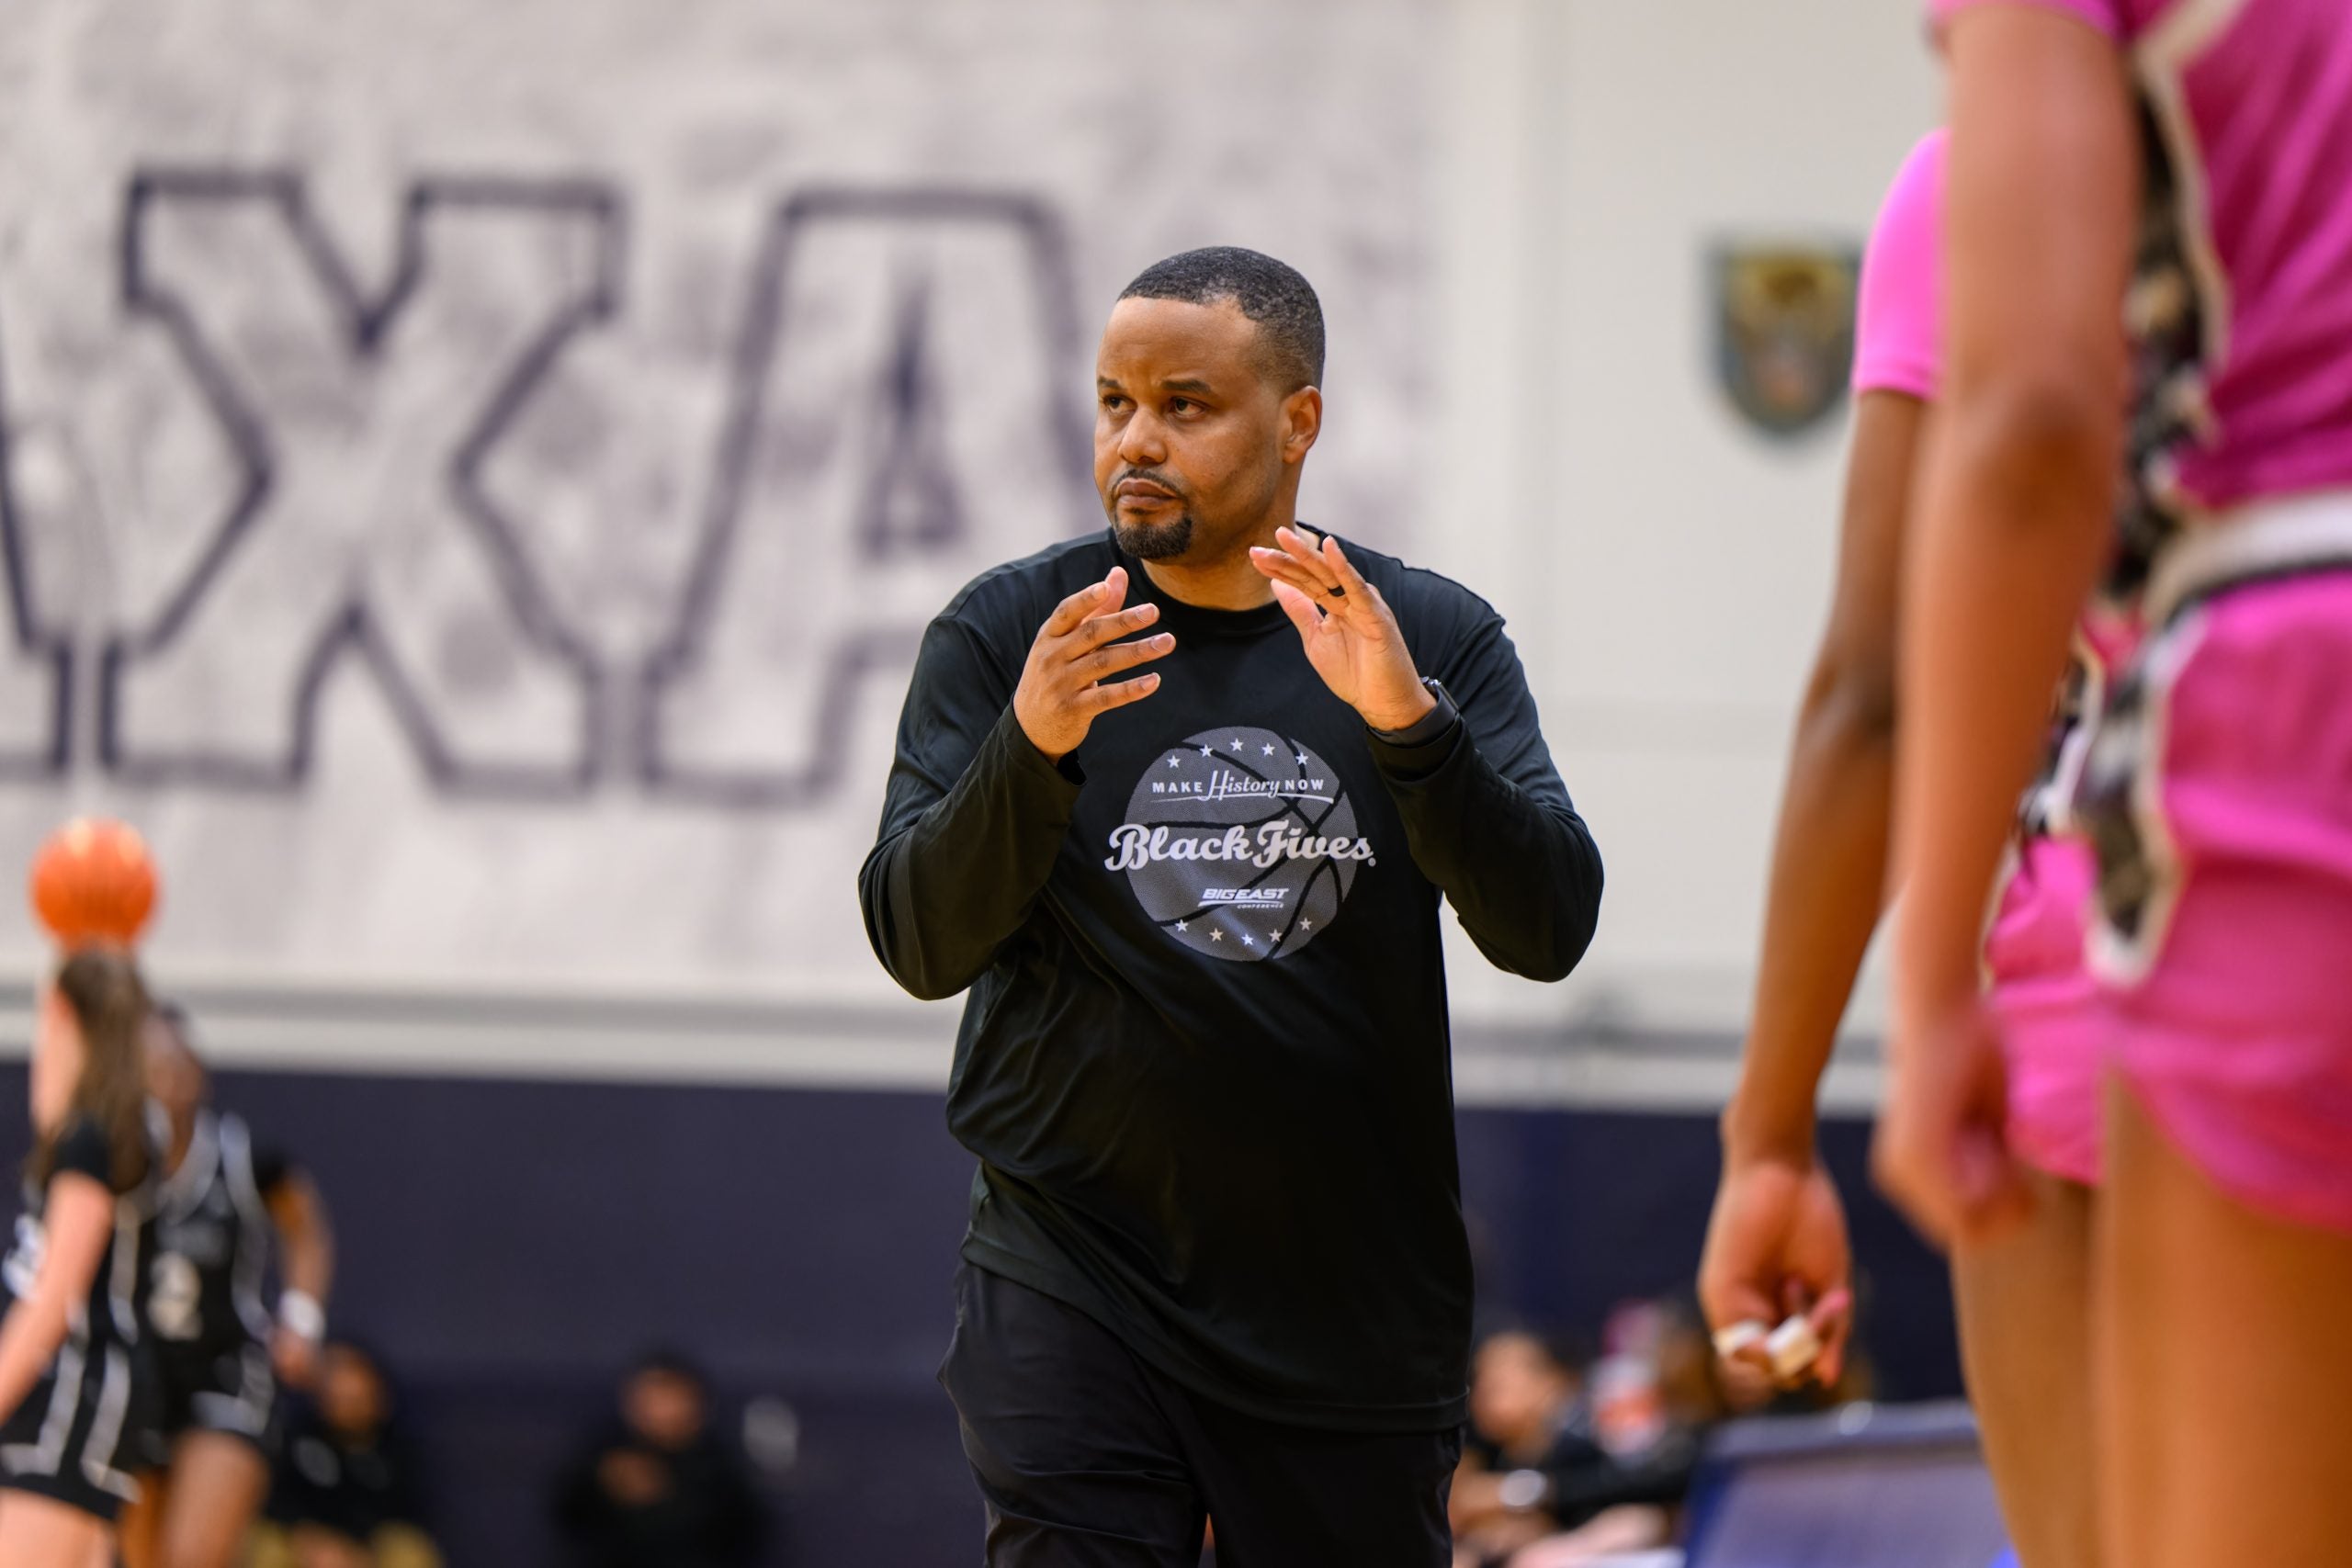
1113, 514, 1194, 562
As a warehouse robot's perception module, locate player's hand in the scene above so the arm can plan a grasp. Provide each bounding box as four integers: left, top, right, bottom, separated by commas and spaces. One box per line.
1012, 567, 1173, 762
1250, 527, 1435, 732
1699, 1145, 1853, 1389
272, 1325, 321, 1390
1872, 998, 2033, 1251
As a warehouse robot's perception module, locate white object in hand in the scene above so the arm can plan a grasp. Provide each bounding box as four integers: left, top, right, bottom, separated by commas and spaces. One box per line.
1767, 1314, 1822, 1381
1712, 1319, 1770, 1361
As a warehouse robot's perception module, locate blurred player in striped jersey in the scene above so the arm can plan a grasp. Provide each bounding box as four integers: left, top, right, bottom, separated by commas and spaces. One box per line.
121, 1007, 334, 1568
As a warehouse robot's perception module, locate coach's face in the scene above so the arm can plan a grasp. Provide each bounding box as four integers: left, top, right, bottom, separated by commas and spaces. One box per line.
1094, 297, 1317, 565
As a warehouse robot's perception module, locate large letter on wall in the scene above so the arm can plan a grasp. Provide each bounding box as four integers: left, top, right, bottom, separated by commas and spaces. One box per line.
104, 171, 620, 795
639, 189, 1094, 808
0, 333, 70, 777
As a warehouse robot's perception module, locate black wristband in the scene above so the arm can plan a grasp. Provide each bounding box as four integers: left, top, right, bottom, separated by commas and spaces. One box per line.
1370, 678, 1458, 746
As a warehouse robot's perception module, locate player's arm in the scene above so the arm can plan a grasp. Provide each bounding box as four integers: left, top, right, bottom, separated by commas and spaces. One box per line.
0, 1175, 111, 1423
1883, 6, 2136, 1244
1702, 124, 1944, 1375
264, 1158, 334, 1386
1723, 389, 1921, 1160
1697, 391, 1921, 1382
860, 570, 1170, 1000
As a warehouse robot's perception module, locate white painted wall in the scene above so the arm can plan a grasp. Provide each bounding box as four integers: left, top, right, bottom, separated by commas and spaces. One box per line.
1423, 0, 1941, 1041
0, 0, 1943, 1093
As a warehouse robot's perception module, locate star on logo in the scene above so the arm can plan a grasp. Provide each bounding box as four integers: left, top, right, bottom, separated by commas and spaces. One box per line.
1261, 743, 1275, 756
1167, 756, 1182, 768
1198, 746, 1214, 758
1210, 929, 1224, 942
1242, 934, 1256, 947
1175, 920, 1188, 931
1230, 738, 1246, 752
1295, 753, 1309, 766
1300, 918, 1314, 931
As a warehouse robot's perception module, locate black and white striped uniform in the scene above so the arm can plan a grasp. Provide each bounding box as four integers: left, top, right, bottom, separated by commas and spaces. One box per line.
0, 1117, 161, 1522
150, 1109, 288, 1455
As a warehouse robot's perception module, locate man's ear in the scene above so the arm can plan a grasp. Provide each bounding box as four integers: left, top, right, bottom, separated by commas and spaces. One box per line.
1281, 385, 1323, 464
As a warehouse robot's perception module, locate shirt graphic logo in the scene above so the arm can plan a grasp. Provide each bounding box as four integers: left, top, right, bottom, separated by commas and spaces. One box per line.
1106, 727, 1372, 962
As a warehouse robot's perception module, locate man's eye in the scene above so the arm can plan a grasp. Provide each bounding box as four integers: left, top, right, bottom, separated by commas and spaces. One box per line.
1170, 399, 1197, 414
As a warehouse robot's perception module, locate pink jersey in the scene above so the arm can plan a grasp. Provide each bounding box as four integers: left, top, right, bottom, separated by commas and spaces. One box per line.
1932, 0, 2352, 517
1851, 130, 1947, 400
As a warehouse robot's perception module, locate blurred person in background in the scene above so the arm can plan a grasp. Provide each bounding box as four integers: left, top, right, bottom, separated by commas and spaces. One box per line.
123, 1004, 336, 1568
0, 952, 161, 1568
554, 1350, 764, 1568
1450, 1330, 1588, 1565
251, 1340, 438, 1568
862, 244, 1601, 1565
1452, 1311, 1713, 1568
1700, 120, 2109, 1568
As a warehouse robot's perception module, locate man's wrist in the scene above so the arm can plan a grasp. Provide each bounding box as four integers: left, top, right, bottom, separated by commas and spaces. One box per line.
1364, 678, 1447, 740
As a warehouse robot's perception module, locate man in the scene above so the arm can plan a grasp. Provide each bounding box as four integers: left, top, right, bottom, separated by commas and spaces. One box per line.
860, 246, 1602, 1565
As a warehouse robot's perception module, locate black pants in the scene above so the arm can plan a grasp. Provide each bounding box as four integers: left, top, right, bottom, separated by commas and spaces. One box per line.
940, 1262, 1460, 1567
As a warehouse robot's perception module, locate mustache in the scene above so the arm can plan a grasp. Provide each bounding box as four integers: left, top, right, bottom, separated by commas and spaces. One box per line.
1109, 467, 1188, 499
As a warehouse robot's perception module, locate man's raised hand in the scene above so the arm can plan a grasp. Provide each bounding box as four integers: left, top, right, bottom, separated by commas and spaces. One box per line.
1013, 567, 1174, 763
1250, 527, 1435, 733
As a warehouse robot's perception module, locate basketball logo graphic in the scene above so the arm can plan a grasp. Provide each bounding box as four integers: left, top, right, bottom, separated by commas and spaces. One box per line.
1107, 727, 1374, 962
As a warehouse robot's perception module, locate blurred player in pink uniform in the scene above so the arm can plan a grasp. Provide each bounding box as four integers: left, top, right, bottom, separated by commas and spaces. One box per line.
1878, 3, 2352, 1566
1703, 127, 2109, 1568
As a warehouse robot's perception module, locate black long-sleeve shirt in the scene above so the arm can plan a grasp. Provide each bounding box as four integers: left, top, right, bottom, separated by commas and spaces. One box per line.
860, 530, 1601, 1431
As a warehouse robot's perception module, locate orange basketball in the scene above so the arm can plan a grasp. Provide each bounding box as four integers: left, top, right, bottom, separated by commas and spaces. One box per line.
28, 817, 158, 950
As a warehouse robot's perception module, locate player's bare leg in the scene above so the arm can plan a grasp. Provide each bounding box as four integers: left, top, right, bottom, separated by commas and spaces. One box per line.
154, 1432, 270, 1568
0, 1491, 112, 1568
1951, 1168, 2099, 1568
2099, 1077, 2352, 1568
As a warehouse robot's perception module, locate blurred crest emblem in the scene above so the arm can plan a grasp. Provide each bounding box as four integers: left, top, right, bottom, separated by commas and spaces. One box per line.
1712, 243, 1860, 438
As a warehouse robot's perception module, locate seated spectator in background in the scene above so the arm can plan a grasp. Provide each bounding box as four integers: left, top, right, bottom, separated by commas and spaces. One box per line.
251, 1340, 441, 1568
555, 1350, 765, 1568
1452, 1310, 1711, 1568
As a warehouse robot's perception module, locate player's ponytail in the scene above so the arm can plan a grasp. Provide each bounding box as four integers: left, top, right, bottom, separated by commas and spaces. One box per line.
32, 949, 154, 1194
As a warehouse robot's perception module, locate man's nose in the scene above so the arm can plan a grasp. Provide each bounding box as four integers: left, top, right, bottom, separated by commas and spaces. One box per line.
1119, 407, 1170, 467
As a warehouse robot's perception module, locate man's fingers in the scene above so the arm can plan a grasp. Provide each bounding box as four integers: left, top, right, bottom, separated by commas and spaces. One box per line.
1064, 603, 1162, 656
1080, 632, 1176, 682
1255, 554, 1341, 607
1268, 579, 1328, 639
1271, 527, 1344, 590
1250, 545, 1338, 595
1078, 671, 1162, 715
1318, 532, 1375, 601
1041, 570, 1124, 639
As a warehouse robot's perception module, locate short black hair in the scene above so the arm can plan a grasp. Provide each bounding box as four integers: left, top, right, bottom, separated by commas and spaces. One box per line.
1118, 246, 1325, 391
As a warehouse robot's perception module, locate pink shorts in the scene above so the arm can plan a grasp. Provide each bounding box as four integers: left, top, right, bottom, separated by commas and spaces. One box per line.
1984, 836, 2103, 1187
2086, 561, 2352, 1237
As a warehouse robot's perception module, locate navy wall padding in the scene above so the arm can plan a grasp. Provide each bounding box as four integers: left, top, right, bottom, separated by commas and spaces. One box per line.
0, 1065, 1955, 1565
